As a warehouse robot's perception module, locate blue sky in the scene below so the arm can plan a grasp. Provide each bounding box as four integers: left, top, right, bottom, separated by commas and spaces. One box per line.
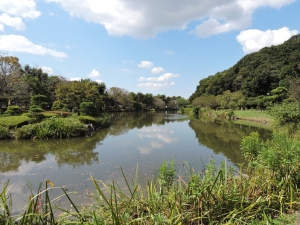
0, 0, 299, 98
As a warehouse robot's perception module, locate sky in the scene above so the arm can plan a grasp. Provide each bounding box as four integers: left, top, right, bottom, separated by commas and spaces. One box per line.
0, 0, 299, 99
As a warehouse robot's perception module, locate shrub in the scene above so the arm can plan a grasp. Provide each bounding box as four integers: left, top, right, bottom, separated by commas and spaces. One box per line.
2, 106, 23, 116
0, 125, 10, 139
79, 102, 98, 116
269, 101, 300, 126
15, 118, 87, 139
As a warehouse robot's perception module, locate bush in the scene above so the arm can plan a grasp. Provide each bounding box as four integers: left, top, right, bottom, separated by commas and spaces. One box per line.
269, 101, 300, 126
15, 118, 87, 139
79, 102, 98, 116
2, 106, 23, 116
0, 125, 10, 139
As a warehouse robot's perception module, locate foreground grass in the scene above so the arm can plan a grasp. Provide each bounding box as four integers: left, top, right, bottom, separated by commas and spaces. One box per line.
1, 131, 300, 224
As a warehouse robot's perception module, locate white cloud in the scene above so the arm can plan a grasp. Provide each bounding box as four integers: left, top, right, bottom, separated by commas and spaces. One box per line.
138, 82, 175, 90
147, 73, 179, 82
69, 77, 81, 81
138, 77, 146, 81
138, 61, 154, 69
0, 13, 26, 30
89, 69, 101, 77
0, 35, 68, 58
0, 0, 41, 19
45, 0, 296, 38
96, 79, 103, 83
0, 0, 40, 31
40, 66, 55, 75
151, 67, 164, 74
166, 51, 174, 55
236, 27, 298, 54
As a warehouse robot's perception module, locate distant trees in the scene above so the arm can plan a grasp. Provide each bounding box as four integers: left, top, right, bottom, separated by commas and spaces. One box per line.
0, 54, 187, 114
55, 79, 105, 114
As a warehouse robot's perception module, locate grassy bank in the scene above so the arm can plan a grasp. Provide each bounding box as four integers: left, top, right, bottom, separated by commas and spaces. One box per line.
1, 131, 300, 224
180, 107, 274, 128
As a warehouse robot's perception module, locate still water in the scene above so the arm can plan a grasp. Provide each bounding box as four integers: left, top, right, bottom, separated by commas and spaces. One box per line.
0, 112, 270, 211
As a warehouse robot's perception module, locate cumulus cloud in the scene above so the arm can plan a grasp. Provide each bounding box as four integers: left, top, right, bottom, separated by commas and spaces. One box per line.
0, 0, 40, 31
0, 13, 26, 30
236, 27, 298, 54
147, 73, 179, 82
151, 67, 164, 74
89, 69, 101, 77
138, 82, 175, 90
0, 0, 41, 19
96, 79, 103, 83
40, 66, 55, 75
45, 0, 296, 38
138, 61, 154, 69
138, 77, 147, 81
0, 35, 68, 58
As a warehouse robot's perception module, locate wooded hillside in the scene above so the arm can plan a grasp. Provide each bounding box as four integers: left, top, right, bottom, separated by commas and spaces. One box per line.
189, 35, 300, 101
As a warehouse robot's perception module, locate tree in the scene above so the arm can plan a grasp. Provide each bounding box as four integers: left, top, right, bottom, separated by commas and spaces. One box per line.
107, 87, 132, 108
153, 97, 166, 110
177, 98, 190, 108
0, 55, 29, 107
30, 94, 48, 113
289, 78, 300, 102
192, 95, 218, 109
55, 79, 104, 114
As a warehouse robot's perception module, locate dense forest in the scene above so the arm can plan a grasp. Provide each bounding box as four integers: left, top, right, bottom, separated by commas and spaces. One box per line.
189, 34, 300, 109
0, 54, 189, 115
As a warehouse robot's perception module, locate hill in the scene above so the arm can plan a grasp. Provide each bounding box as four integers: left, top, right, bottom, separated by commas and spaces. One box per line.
189, 35, 300, 101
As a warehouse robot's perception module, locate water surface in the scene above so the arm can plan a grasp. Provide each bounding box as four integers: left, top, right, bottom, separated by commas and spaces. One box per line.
0, 112, 270, 212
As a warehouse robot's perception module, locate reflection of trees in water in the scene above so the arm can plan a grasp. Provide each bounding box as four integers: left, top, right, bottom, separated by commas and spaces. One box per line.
0, 112, 190, 172
0, 130, 109, 172
109, 112, 164, 136
188, 118, 271, 165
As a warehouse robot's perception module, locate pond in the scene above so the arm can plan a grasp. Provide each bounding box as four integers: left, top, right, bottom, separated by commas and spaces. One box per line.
0, 112, 271, 212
